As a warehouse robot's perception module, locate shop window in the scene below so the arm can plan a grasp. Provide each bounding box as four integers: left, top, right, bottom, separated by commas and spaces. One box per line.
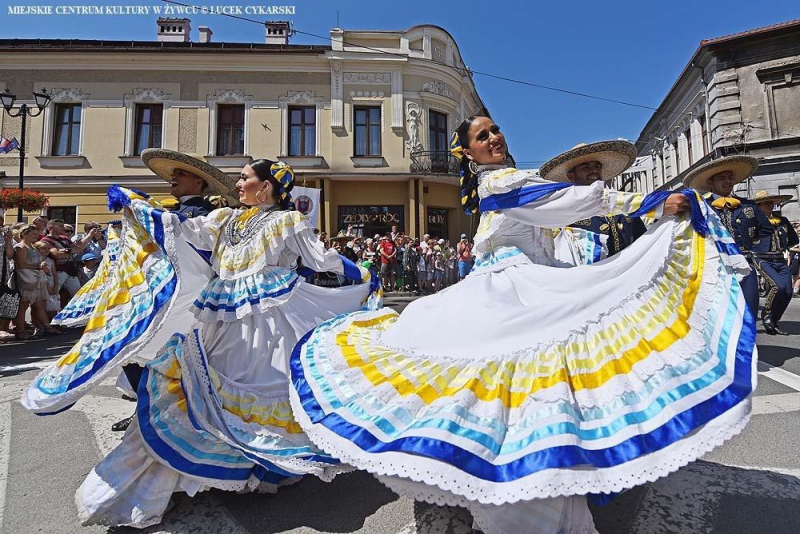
338, 205, 403, 238
427, 208, 449, 240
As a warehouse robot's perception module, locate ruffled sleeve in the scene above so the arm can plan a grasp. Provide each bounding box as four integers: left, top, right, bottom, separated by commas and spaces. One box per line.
281, 212, 368, 283
176, 208, 232, 255
479, 168, 650, 229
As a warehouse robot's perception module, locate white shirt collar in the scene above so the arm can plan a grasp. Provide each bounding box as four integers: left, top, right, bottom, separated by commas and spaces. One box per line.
179, 195, 202, 203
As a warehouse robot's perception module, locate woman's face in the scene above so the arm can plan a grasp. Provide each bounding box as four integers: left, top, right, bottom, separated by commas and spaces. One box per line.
23, 229, 40, 243
463, 117, 507, 166
236, 165, 272, 206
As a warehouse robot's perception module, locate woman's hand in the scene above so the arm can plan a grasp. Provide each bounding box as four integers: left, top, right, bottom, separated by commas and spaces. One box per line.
663, 194, 690, 216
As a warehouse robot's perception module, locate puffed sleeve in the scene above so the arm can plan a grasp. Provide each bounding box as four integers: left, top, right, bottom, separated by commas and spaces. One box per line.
492, 177, 650, 229
282, 212, 368, 283
175, 208, 232, 252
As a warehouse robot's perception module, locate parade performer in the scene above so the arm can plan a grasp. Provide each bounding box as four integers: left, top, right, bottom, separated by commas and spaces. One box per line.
22, 158, 379, 528
752, 190, 798, 335
683, 155, 773, 317
289, 116, 757, 534
115, 150, 232, 432
541, 141, 647, 263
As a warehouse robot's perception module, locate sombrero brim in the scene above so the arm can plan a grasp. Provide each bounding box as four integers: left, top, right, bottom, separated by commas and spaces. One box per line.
681, 156, 759, 191
141, 149, 237, 198
754, 194, 793, 205
540, 140, 637, 183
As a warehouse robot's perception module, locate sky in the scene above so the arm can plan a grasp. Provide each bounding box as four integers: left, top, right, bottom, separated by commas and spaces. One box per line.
1, 0, 798, 167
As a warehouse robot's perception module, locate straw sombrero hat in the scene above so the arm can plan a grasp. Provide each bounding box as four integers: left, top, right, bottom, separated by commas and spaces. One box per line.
681, 155, 758, 191
752, 190, 792, 206
539, 140, 637, 183
141, 149, 237, 198
329, 231, 351, 244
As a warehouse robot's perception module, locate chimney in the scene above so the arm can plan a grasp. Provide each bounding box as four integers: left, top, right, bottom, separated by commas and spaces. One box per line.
198, 26, 213, 43
156, 18, 191, 43
265, 21, 291, 45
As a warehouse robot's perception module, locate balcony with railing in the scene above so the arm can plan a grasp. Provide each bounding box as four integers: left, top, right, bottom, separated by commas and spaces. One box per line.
409, 150, 460, 175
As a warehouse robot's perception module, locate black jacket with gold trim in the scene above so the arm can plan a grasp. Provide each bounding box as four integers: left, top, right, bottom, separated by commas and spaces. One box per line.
703, 193, 773, 252
570, 215, 647, 257
753, 215, 799, 254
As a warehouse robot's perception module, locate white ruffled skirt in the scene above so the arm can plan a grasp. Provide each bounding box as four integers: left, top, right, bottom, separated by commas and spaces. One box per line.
77, 280, 369, 528
289, 212, 756, 533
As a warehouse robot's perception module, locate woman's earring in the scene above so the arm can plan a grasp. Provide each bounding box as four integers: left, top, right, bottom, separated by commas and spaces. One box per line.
255, 188, 266, 204
468, 160, 479, 175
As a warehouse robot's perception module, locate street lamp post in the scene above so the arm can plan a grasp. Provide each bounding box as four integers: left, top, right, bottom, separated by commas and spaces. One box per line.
1, 88, 51, 222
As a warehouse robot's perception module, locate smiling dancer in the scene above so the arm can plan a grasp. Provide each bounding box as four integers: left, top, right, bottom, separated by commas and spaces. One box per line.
289, 116, 757, 534
23, 155, 379, 528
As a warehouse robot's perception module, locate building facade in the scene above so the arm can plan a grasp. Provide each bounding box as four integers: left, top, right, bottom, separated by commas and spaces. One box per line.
635, 19, 800, 220
0, 20, 487, 241
608, 155, 654, 194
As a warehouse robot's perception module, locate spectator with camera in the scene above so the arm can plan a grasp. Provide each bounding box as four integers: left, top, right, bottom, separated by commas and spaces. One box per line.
73, 221, 107, 257
41, 219, 85, 306
457, 234, 474, 280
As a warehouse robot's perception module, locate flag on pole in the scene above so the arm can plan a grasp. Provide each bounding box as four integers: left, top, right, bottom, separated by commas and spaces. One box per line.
0, 137, 20, 154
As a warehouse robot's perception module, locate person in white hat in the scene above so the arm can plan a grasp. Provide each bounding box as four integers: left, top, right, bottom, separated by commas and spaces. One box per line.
539, 140, 646, 257
682, 155, 773, 316
751, 190, 798, 335
108, 150, 238, 433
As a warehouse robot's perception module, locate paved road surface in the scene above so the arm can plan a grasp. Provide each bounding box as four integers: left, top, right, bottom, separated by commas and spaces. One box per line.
1, 296, 799, 533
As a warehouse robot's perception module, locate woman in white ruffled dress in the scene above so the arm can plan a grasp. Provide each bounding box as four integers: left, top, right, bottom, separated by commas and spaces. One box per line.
23, 158, 377, 528
289, 116, 757, 533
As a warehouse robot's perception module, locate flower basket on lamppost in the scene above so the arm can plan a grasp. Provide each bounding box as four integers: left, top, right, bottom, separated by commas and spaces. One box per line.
1, 87, 52, 221
0, 188, 49, 214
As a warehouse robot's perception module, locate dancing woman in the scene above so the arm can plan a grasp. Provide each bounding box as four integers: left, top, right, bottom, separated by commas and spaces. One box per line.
23, 156, 378, 528
289, 116, 756, 533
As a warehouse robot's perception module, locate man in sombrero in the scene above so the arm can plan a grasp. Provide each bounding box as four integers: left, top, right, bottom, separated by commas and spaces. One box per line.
751, 190, 798, 335
141, 148, 237, 218
110, 149, 236, 432
682, 155, 773, 319
540, 140, 646, 257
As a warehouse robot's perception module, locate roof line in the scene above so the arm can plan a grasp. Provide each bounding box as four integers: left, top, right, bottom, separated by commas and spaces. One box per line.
637, 18, 800, 143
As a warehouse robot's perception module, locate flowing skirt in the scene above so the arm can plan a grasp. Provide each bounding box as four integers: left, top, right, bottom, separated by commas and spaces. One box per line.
289, 211, 756, 532
77, 280, 369, 528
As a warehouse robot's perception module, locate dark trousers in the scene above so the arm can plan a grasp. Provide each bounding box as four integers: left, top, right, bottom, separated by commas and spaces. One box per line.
123, 363, 144, 396
756, 259, 793, 323
404, 269, 418, 292
741, 270, 760, 320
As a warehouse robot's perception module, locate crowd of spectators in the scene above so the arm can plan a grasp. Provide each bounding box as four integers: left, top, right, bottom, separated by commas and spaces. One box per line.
1, 217, 476, 342
312, 225, 475, 295
1, 216, 112, 341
